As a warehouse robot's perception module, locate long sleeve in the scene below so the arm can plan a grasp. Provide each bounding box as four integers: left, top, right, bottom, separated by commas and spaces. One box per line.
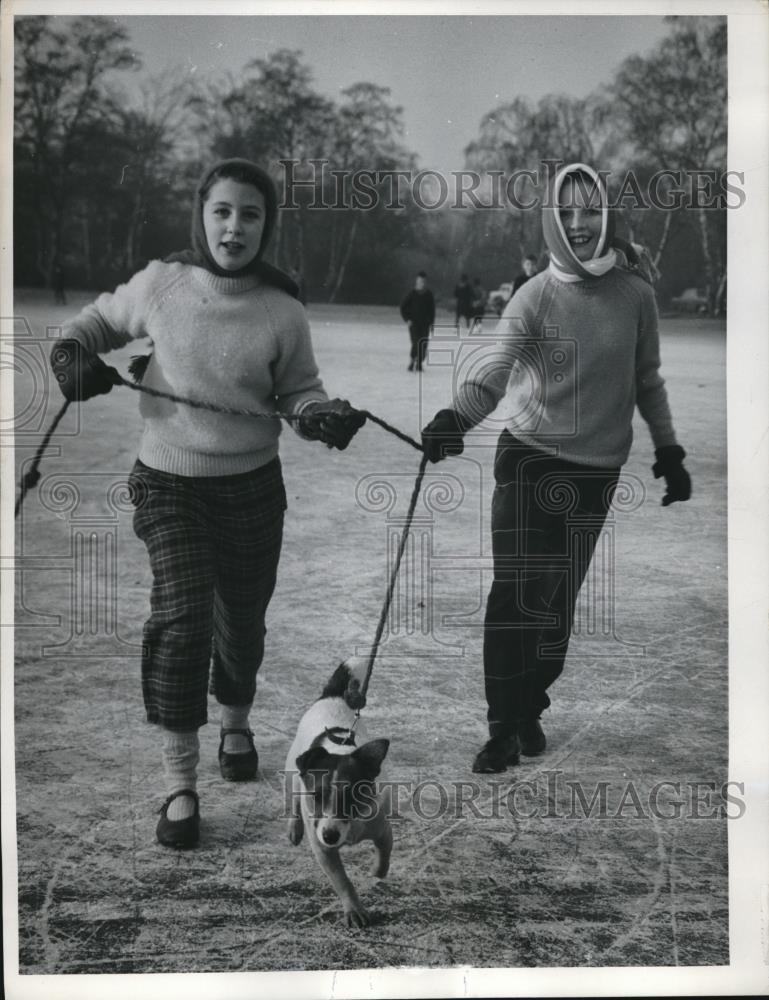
635, 287, 678, 448
271, 306, 327, 417
57, 260, 341, 476
61, 263, 163, 354
452, 295, 531, 428
450, 270, 675, 468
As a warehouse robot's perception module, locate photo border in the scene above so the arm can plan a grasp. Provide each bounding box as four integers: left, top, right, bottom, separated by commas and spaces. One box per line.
2, 1, 767, 997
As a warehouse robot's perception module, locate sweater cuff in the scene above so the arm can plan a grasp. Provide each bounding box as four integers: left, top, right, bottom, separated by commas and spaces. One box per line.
453, 381, 496, 430
291, 395, 328, 439
649, 428, 679, 451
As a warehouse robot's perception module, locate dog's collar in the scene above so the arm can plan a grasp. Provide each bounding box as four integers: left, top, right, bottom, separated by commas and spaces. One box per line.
313, 726, 357, 748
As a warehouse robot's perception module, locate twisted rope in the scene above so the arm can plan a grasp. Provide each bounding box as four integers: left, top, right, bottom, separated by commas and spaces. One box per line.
15, 372, 424, 518
15, 371, 430, 712
357, 451, 429, 709
15, 399, 70, 518
117, 374, 424, 452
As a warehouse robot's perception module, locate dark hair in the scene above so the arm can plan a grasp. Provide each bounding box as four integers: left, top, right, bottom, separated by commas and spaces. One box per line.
525, 254, 538, 263
417, 270, 427, 278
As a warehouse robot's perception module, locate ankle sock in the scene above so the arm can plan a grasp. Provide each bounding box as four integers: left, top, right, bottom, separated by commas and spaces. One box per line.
161, 729, 199, 821
220, 703, 254, 754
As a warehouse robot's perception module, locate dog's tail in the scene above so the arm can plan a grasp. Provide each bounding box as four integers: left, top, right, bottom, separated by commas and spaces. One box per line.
321, 659, 367, 710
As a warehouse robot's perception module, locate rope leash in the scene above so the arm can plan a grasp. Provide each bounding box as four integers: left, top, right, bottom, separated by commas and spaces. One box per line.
14, 372, 423, 518
352, 450, 429, 731
14, 371, 430, 715
15, 399, 71, 518
118, 374, 425, 452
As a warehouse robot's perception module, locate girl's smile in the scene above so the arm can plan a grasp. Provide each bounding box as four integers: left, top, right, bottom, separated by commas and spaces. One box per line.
202, 178, 266, 271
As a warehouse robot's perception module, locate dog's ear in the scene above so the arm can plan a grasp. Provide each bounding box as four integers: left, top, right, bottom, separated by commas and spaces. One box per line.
352, 738, 390, 779
296, 746, 333, 778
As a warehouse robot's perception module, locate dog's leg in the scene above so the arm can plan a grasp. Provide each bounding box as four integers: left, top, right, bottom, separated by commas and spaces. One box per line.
305, 830, 370, 928
286, 771, 304, 846
371, 819, 393, 879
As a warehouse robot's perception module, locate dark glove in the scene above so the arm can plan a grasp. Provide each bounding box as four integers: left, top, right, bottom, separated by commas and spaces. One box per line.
652, 445, 692, 506
50, 339, 121, 402
298, 398, 366, 450
421, 408, 470, 463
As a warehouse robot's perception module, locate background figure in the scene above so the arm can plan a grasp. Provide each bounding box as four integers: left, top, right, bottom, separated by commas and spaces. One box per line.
630, 242, 661, 285
289, 264, 308, 305
52, 258, 67, 304
512, 254, 539, 294
400, 270, 435, 372
454, 273, 474, 329
471, 277, 487, 329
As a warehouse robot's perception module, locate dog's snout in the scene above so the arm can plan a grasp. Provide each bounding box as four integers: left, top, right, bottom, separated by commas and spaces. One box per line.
322, 827, 341, 845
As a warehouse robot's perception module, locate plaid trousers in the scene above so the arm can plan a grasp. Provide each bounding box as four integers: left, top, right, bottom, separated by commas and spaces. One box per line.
128, 457, 286, 732
484, 431, 619, 738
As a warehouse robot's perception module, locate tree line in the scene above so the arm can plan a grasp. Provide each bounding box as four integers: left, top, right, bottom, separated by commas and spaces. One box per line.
14, 15, 727, 312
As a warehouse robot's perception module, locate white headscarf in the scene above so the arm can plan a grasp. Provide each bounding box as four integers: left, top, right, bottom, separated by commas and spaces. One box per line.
543, 163, 617, 282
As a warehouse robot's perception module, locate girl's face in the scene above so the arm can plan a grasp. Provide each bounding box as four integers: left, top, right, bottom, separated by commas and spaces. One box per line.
202, 177, 266, 271
558, 175, 603, 261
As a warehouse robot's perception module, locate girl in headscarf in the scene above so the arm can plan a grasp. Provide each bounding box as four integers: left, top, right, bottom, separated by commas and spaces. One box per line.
51, 159, 365, 846
421, 162, 691, 774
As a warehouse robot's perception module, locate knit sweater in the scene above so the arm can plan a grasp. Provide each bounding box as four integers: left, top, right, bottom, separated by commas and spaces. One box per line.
63, 260, 328, 476
453, 269, 678, 468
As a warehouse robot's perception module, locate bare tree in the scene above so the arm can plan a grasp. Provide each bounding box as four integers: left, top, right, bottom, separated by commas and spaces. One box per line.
115, 70, 196, 272
324, 82, 413, 301
14, 15, 138, 286
609, 16, 727, 312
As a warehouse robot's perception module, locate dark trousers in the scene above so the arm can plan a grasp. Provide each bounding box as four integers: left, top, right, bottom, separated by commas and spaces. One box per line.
455, 307, 473, 328
128, 458, 286, 731
484, 432, 619, 738
408, 323, 429, 368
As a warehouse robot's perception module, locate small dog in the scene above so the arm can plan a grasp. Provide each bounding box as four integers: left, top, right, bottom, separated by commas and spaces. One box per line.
285, 659, 392, 928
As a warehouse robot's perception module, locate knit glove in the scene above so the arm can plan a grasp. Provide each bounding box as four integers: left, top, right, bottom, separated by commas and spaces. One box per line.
652, 445, 692, 506
421, 408, 470, 463
298, 399, 366, 450
50, 339, 121, 402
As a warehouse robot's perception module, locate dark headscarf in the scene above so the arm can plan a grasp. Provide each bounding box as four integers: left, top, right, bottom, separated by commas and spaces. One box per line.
129, 159, 298, 383
165, 157, 298, 298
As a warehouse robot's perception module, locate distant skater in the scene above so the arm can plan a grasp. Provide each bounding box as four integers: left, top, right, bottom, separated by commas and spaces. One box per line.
454, 273, 474, 329
400, 270, 436, 372
512, 254, 539, 294
289, 263, 307, 305
470, 277, 488, 331
52, 259, 67, 305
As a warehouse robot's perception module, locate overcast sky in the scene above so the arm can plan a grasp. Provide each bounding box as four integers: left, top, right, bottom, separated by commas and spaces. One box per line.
98, 13, 674, 173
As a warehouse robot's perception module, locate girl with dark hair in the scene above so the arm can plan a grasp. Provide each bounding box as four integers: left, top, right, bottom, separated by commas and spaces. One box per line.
421, 162, 691, 774
51, 158, 365, 847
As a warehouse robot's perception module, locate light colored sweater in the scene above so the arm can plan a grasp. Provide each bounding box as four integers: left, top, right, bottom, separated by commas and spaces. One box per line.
63, 260, 328, 476
453, 269, 678, 468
